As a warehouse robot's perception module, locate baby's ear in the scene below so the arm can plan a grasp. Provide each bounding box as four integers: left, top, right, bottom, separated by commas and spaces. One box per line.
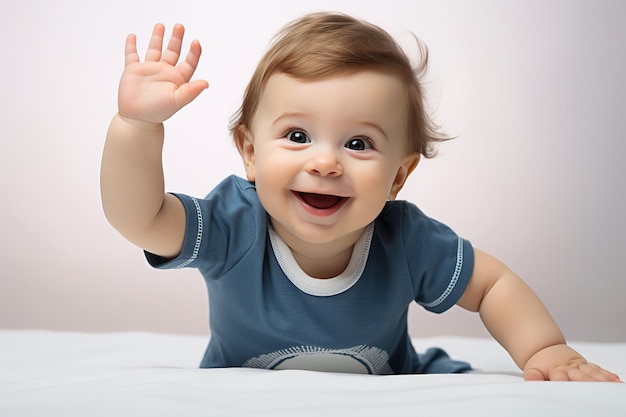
235, 126, 256, 182
389, 153, 419, 200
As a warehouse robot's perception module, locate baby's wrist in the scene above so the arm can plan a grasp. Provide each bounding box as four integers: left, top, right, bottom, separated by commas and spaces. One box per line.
116, 113, 164, 132
525, 343, 579, 366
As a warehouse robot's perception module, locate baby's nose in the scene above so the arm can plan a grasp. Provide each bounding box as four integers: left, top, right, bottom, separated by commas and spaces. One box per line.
305, 147, 343, 177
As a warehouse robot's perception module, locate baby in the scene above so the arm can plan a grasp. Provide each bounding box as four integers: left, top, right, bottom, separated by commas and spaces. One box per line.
101, 12, 620, 381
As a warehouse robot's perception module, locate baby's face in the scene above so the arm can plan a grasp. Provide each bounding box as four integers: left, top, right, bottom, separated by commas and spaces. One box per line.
241, 71, 417, 251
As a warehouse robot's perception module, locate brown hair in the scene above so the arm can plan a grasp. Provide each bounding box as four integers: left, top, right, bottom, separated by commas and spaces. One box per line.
229, 12, 449, 157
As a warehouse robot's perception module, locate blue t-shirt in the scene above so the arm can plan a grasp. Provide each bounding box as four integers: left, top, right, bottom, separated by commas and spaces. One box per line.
146, 175, 474, 374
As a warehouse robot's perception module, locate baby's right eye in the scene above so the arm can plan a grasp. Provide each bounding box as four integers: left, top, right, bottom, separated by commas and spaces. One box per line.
285, 129, 310, 144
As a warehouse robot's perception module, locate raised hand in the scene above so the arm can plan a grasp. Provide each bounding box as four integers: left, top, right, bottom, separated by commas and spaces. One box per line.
117, 23, 208, 127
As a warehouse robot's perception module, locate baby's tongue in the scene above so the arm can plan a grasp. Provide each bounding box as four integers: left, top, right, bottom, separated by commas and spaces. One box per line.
300, 193, 341, 209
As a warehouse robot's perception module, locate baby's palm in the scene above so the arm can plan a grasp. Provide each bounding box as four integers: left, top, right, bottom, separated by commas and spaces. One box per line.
118, 24, 208, 125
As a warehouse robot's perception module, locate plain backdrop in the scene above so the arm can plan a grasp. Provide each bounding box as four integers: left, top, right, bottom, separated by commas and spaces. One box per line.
1, 0, 624, 342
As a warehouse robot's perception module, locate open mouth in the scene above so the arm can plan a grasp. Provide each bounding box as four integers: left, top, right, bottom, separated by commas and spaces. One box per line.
295, 192, 348, 210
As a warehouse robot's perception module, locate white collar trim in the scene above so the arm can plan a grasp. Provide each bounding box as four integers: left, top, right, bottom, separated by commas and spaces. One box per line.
268, 223, 374, 297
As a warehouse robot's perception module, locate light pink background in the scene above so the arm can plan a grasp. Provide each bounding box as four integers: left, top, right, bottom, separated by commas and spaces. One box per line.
1, 0, 624, 341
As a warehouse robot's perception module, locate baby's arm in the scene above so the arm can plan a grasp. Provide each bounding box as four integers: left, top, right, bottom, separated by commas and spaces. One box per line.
100, 24, 208, 258
458, 249, 622, 382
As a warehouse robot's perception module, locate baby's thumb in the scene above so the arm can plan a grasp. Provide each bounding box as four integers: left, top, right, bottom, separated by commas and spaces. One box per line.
175, 80, 209, 109
523, 367, 546, 381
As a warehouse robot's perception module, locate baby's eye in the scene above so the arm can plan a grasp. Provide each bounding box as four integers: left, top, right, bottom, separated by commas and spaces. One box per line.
345, 137, 373, 151
285, 130, 310, 144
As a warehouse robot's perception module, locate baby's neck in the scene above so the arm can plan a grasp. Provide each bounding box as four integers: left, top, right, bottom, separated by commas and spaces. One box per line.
269, 220, 366, 279
291, 246, 353, 279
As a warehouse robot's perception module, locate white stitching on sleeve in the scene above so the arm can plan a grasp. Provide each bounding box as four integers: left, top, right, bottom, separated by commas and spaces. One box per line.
176, 196, 203, 268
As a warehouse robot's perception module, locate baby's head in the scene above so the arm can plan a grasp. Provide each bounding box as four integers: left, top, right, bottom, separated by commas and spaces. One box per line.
230, 13, 448, 251
230, 12, 447, 159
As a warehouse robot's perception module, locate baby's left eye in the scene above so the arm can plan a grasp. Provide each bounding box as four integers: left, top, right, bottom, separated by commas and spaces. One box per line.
345, 138, 373, 151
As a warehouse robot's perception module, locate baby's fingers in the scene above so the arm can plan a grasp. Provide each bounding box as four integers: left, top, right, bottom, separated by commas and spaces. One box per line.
526, 363, 623, 382
161, 24, 185, 66
124, 34, 139, 67
145, 23, 166, 62
177, 39, 203, 82
569, 363, 623, 382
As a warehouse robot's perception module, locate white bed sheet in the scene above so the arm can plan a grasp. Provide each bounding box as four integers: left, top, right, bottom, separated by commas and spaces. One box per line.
1, 330, 624, 416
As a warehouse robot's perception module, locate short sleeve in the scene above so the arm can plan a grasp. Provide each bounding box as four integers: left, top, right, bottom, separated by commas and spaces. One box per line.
144, 192, 208, 269
379, 202, 474, 314
414, 233, 473, 313
144, 176, 267, 279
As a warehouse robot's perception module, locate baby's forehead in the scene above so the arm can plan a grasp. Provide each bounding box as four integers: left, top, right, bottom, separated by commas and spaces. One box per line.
260, 71, 407, 105
253, 71, 411, 141
261, 70, 409, 101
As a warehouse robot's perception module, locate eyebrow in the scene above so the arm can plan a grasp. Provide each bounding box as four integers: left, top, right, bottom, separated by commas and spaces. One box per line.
271, 112, 308, 127
272, 112, 390, 141
357, 120, 389, 141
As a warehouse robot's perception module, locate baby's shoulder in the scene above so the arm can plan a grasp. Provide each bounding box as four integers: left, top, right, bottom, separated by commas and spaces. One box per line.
377, 200, 457, 240
378, 200, 428, 224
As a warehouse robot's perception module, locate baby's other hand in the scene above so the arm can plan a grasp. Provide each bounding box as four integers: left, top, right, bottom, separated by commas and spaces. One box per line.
523, 344, 622, 382
117, 23, 208, 128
